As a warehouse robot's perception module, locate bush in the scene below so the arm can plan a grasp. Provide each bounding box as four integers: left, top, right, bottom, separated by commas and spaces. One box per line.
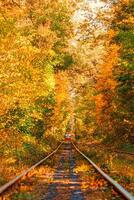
12, 192, 34, 200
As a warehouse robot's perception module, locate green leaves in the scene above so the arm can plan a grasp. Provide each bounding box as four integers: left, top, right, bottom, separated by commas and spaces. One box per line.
115, 30, 134, 49
111, 0, 134, 142
118, 74, 133, 82
0, 17, 16, 37
64, 54, 74, 68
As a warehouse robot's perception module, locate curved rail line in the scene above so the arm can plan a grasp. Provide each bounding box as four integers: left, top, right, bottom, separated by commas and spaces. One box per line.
72, 142, 134, 200
0, 142, 63, 196
0, 141, 134, 200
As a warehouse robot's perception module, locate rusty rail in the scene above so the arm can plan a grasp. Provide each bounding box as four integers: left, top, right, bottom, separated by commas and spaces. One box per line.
0, 142, 63, 195
72, 142, 134, 200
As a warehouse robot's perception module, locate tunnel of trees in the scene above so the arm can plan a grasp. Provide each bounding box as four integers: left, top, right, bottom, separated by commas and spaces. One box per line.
0, 0, 134, 188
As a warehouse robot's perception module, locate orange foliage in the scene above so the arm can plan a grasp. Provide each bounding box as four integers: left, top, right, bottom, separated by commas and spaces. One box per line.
95, 42, 120, 130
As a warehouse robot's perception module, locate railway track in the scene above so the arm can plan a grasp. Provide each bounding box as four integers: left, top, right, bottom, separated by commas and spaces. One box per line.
0, 142, 134, 200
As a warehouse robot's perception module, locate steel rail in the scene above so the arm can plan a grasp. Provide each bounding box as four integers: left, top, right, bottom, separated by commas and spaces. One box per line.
0, 142, 63, 195
72, 142, 134, 200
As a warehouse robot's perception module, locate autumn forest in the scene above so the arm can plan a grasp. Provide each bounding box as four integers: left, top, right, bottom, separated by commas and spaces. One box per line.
0, 0, 134, 199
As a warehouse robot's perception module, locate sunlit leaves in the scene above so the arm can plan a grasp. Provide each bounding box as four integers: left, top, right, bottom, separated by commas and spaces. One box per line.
110, 0, 134, 141
0, 0, 74, 183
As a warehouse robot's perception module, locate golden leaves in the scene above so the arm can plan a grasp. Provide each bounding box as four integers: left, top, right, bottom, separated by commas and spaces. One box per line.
94, 40, 120, 128
75, 163, 90, 173
107, 29, 117, 40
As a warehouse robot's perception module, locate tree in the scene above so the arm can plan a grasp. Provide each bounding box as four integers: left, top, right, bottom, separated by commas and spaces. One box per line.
112, 0, 134, 141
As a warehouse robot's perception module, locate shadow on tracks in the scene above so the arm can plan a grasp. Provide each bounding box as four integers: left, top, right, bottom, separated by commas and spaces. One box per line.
42, 142, 84, 200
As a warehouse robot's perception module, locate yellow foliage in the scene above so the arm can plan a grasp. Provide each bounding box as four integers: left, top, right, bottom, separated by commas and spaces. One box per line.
75, 163, 90, 173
